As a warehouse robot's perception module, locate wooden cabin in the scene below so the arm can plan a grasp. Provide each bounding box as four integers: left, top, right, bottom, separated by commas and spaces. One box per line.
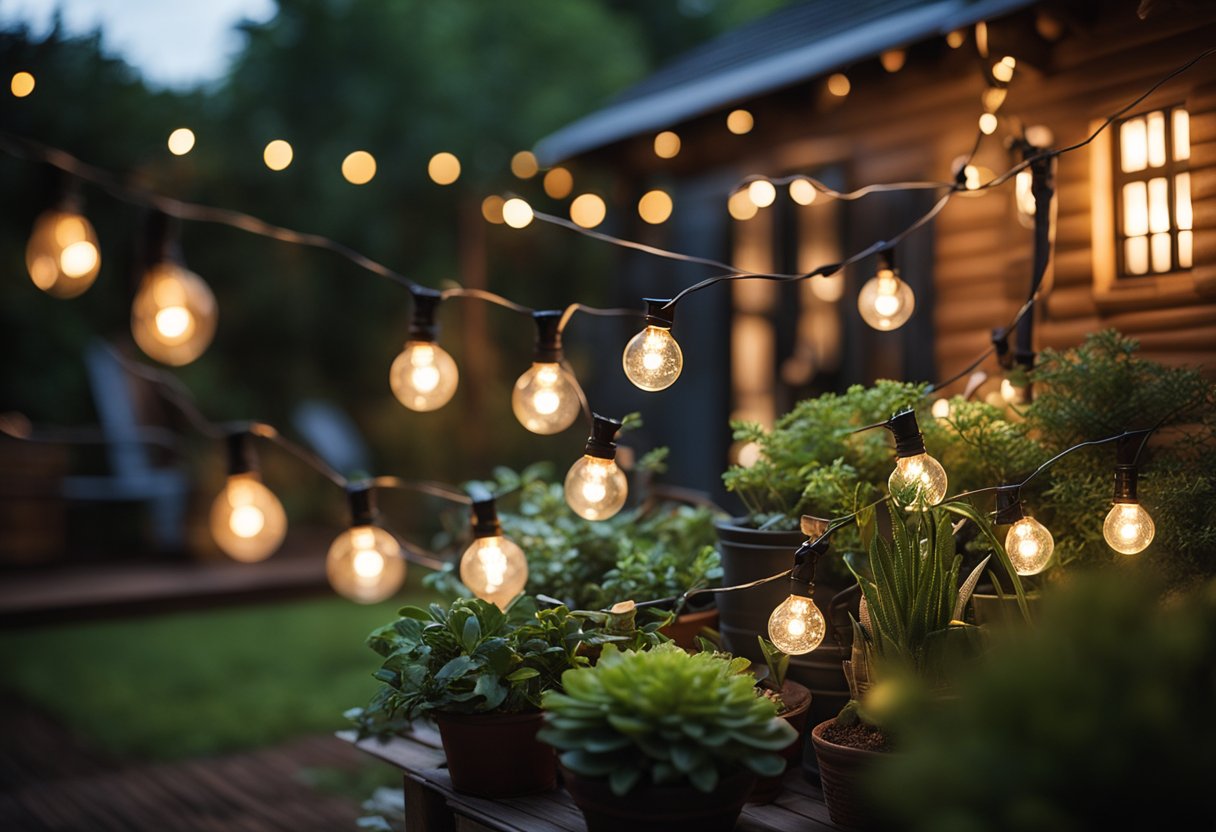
534, 0, 1216, 492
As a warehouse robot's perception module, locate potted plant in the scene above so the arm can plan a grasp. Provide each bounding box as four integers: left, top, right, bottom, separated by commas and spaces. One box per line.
747, 636, 813, 803
538, 642, 796, 832
811, 500, 1026, 828
349, 597, 589, 798
719, 380, 929, 719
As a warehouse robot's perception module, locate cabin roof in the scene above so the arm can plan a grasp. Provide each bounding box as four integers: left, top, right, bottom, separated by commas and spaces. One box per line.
534, 0, 1037, 165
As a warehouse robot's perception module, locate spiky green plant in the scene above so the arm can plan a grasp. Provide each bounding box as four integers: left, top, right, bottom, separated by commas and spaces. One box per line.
538, 643, 797, 796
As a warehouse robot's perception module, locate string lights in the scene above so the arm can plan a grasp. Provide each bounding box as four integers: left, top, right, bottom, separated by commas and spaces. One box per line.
327, 483, 406, 604
513, 311, 582, 434
564, 414, 628, 520
4, 44, 1208, 620
461, 493, 529, 610
209, 431, 288, 563
622, 298, 683, 391
857, 250, 914, 332
995, 486, 1054, 576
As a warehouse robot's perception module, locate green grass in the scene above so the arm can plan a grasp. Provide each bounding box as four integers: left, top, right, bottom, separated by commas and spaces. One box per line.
0, 583, 436, 762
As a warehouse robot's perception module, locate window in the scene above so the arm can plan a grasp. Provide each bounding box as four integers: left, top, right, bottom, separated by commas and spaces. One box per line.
1113, 107, 1191, 276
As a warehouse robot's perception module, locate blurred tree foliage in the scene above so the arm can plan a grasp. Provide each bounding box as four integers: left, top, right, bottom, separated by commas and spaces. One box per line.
0, 0, 790, 536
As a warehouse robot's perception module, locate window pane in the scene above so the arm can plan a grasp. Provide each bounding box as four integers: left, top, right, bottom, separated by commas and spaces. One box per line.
1175, 172, 1192, 230
1179, 230, 1193, 269
1150, 232, 1171, 272
1147, 111, 1166, 168
1174, 109, 1190, 161
1120, 117, 1147, 172
1125, 237, 1149, 274
1148, 177, 1170, 234
1122, 181, 1148, 236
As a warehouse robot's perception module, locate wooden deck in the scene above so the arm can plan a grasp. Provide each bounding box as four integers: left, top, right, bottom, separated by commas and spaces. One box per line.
0, 698, 371, 831
345, 726, 841, 832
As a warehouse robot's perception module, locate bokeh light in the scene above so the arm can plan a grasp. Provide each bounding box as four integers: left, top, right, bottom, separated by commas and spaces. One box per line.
654, 131, 681, 159
263, 139, 293, 171
570, 193, 606, 228
510, 151, 538, 179
638, 190, 673, 224
543, 167, 573, 199
10, 71, 35, 97
428, 151, 461, 185
726, 109, 754, 135
167, 128, 196, 155
342, 150, 377, 184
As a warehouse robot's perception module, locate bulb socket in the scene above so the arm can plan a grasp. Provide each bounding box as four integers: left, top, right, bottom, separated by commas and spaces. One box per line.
226, 431, 258, 477
1112, 465, 1139, 503
642, 298, 675, 330
470, 497, 501, 538
583, 414, 622, 460
991, 328, 1013, 370
887, 409, 927, 458
994, 485, 1025, 525
789, 536, 829, 596
532, 310, 564, 363
408, 287, 443, 342
347, 482, 379, 527
142, 209, 183, 271
878, 249, 895, 273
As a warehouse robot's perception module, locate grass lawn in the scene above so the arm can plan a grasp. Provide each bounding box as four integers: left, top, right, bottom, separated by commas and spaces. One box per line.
0, 581, 436, 762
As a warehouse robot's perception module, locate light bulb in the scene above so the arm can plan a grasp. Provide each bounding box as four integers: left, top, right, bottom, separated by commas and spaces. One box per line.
512, 362, 580, 434
26, 210, 101, 298
889, 452, 948, 508
390, 341, 458, 411
460, 535, 528, 610
131, 262, 218, 366
767, 595, 826, 655
622, 325, 682, 391
209, 473, 287, 562
1005, 516, 1054, 575
564, 455, 628, 520
858, 268, 915, 331
1103, 502, 1155, 555
326, 525, 405, 603
1000, 377, 1030, 405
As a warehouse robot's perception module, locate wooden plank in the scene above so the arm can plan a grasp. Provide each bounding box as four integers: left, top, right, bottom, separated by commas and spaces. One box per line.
348, 731, 447, 771
406, 776, 456, 832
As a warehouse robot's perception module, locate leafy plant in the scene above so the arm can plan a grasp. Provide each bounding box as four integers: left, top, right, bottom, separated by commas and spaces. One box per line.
425, 464, 721, 609
756, 636, 790, 690
844, 502, 1024, 694
349, 597, 674, 739
538, 643, 797, 796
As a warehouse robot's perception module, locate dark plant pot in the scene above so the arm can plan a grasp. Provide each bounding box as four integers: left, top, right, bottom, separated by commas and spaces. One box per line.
972, 592, 1040, 627
715, 518, 852, 727
810, 719, 884, 829
435, 710, 556, 798
660, 606, 719, 649
560, 764, 755, 832
748, 679, 812, 804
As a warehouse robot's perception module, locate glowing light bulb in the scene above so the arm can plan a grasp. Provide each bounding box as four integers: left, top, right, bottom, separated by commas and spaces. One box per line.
512, 362, 580, 434
1005, 516, 1054, 575
26, 210, 101, 298
767, 595, 826, 655
564, 455, 628, 520
1000, 377, 1030, 405
502, 198, 534, 228
858, 268, 915, 331
889, 452, 948, 508
460, 535, 528, 610
326, 525, 404, 604
209, 473, 287, 563
131, 262, 217, 366
390, 341, 458, 411
1103, 502, 1155, 555
623, 317, 683, 392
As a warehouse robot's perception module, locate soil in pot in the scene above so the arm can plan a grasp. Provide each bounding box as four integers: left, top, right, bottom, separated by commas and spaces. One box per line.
810, 718, 889, 829
660, 606, 719, 649
748, 680, 812, 803
561, 764, 755, 832
435, 710, 556, 798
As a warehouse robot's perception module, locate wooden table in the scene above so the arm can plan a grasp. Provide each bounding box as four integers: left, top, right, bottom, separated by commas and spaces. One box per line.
341, 727, 840, 832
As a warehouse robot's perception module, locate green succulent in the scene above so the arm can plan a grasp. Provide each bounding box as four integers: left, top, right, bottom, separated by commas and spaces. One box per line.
538, 643, 797, 796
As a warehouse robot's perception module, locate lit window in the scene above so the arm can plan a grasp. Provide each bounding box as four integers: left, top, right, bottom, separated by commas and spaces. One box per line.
1114, 107, 1190, 276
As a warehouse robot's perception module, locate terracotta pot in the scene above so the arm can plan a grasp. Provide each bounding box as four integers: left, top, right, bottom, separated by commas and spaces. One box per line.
810, 718, 884, 829
660, 606, 719, 649
748, 679, 812, 803
560, 764, 755, 832
434, 710, 556, 798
